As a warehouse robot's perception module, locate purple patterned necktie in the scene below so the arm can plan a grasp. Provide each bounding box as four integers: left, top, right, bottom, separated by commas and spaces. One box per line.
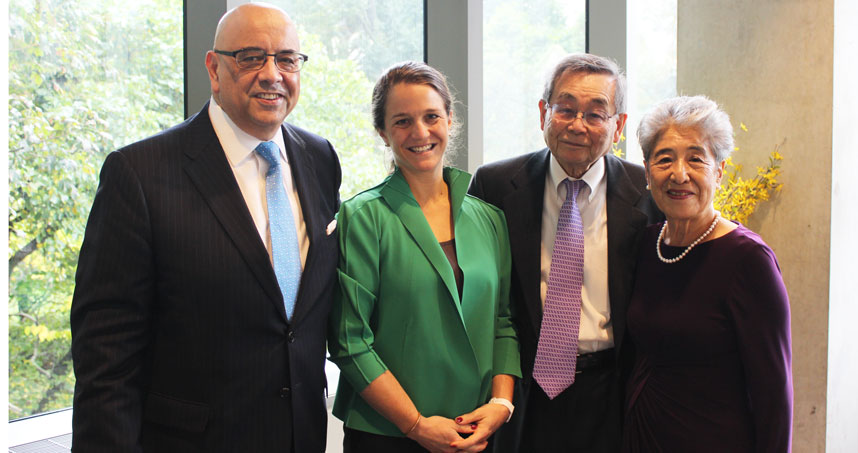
533, 178, 585, 399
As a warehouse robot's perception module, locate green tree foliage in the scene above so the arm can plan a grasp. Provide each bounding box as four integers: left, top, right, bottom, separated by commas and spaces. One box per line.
279, 0, 424, 198
8, 0, 183, 418
288, 31, 385, 198
9, 0, 422, 419
277, 0, 423, 81
483, 0, 586, 162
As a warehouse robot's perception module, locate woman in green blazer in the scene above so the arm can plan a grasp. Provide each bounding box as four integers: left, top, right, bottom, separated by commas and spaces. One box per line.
328, 62, 521, 453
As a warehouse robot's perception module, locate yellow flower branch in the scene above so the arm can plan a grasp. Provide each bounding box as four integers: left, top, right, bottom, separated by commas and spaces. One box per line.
614, 122, 784, 225
714, 126, 784, 224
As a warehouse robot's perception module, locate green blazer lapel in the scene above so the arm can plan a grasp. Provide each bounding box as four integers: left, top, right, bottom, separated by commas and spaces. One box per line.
445, 167, 469, 225
380, 169, 463, 313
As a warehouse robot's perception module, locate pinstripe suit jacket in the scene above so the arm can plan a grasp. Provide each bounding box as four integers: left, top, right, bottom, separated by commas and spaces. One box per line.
70, 104, 341, 453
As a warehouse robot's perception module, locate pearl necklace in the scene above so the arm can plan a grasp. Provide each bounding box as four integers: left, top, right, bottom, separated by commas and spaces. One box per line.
656, 214, 720, 264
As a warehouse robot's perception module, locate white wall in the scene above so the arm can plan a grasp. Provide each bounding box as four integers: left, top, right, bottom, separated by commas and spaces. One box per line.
827, 0, 858, 451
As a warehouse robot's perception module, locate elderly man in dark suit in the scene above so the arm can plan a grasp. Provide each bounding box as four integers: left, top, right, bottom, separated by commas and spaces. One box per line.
469, 53, 661, 452
70, 4, 340, 452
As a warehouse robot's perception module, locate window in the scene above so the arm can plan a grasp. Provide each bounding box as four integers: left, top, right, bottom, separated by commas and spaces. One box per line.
272, 0, 424, 199
8, 0, 184, 419
625, 0, 677, 163
482, 0, 586, 164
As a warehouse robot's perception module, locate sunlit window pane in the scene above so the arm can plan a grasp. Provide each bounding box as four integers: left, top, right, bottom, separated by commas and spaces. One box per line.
626, 0, 677, 163
8, 0, 184, 420
483, 0, 586, 164
272, 0, 424, 199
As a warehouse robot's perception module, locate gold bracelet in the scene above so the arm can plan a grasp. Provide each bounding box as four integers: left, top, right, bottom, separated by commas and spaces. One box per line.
405, 413, 421, 436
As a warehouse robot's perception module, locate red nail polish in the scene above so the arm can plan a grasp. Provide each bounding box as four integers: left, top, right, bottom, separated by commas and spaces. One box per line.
471, 423, 478, 429
455, 417, 463, 423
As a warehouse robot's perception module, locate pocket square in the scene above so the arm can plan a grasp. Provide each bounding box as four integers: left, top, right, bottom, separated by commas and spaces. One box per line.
326, 219, 337, 236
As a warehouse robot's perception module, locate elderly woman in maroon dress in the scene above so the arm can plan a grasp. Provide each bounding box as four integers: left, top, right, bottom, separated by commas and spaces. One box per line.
623, 95, 793, 452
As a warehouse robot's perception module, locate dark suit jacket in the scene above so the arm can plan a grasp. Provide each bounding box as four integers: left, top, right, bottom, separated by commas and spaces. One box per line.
468, 150, 661, 392
70, 104, 341, 453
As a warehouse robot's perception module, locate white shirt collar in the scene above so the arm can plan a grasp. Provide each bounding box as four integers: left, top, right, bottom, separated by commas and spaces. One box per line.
547, 153, 606, 203
208, 97, 288, 167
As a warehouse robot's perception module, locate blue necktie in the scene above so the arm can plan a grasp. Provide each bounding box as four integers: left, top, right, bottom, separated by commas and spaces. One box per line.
256, 141, 301, 320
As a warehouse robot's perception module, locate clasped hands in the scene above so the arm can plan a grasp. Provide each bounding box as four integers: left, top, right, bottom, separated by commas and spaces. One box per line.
406, 402, 511, 453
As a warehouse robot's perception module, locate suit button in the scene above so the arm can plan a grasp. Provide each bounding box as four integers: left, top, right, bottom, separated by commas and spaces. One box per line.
280, 387, 291, 398
288, 331, 295, 343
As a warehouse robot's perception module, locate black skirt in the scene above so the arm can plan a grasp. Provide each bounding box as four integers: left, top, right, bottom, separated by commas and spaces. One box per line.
343, 426, 428, 453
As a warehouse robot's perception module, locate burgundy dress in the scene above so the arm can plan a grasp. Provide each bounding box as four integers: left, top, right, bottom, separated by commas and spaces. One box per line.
623, 223, 792, 453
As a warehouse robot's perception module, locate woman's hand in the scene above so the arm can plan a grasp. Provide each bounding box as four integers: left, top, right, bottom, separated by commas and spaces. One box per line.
447, 374, 515, 451
407, 415, 477, 453
448, 402, 510, 452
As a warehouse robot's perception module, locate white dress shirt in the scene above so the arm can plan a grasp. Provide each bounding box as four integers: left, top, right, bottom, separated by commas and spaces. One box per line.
208, 99, 309, 269
540, 155, 612, 353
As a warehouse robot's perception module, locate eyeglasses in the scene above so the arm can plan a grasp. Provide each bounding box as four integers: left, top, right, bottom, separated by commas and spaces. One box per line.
548, 104, 617, 128
213, 48, 309, 73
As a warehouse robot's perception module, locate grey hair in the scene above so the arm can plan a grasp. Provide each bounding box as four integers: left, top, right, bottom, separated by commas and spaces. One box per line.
637, 95, 734, 163
542, 53, 627, 114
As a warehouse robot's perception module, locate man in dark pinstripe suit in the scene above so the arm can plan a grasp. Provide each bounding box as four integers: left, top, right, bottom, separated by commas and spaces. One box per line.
70, 4, 341, 452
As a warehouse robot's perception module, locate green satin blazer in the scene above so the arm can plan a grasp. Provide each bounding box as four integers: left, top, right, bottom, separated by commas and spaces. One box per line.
328, 167, 521, 436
